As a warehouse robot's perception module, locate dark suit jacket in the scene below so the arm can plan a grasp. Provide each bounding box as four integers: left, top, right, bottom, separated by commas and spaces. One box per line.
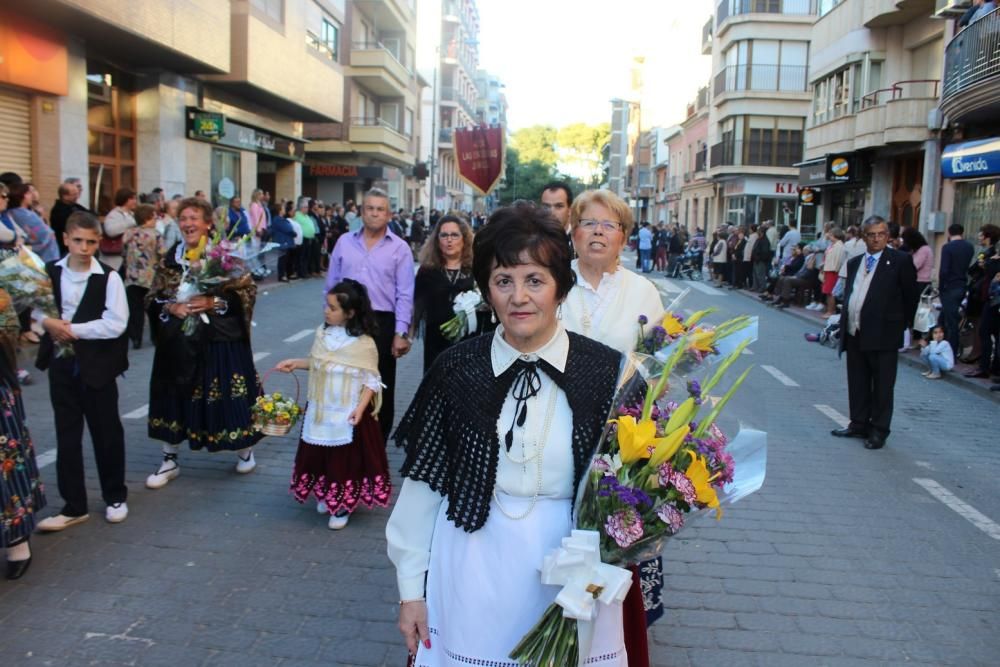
839, 247, 919, 353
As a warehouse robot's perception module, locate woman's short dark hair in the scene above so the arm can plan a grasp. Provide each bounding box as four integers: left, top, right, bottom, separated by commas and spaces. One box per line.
113, 187, 136, 207
901, 226, 927, 250
177, 197, 215, 224
980, 224, 1000, 245
8, 182, 31, 208
328, 279, 377, 338
472, 203, 576, 305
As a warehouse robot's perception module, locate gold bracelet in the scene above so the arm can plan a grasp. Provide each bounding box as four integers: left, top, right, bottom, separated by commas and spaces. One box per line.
399, 598, 425, 606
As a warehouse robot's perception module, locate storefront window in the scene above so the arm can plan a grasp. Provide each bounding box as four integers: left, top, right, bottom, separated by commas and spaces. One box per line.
954, 179, 1000, 237
726, 195, 746, 227
87, 66, 135, 215
829, 186, 867, 230
211, 148, 241, 209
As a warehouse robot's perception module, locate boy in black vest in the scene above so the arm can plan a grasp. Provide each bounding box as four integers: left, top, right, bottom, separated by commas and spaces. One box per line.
35, 211, 130, 531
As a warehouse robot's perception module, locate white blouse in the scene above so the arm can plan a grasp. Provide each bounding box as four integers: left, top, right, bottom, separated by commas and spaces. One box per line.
562, 260, 666, 356
301, 326, 382, 447
386, 325, 575, 600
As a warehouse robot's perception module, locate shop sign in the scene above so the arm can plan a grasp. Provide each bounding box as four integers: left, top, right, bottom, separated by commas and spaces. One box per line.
725, 177, 800, 197
798, 159, 827, 186
941, 138, 1000, 179
825, 153, 855, 183
217, 177, 236, 199
186, 107, 305, 161
191, 112, 224, 140
307, 164, 384, 179
798, 187, 820, 206
0, 17, 68, 96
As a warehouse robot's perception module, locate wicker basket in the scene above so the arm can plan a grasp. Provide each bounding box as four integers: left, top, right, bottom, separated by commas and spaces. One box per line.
254, 368, 302, 437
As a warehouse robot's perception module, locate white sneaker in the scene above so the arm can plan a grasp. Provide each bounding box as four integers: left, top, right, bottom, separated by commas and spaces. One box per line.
36, 513, 89, 532
808, 303, 822, 310
146, 456, 180, 489
235, 450, 256, 474
327, 511, 350, 530
316, 501, 329, 514
105, 502, 128, 523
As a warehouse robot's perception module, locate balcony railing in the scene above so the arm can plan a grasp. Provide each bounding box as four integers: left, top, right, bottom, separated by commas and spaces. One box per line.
942, 7, 1000, 101
716, 0, 817, 28
713, 64, 808, 96
439, 128, 454, 144
709, 139, 803, 168
695, 149, 707, 172
859, 80, 940, 109
702, 19, 713, 54
440, 86, 477, 120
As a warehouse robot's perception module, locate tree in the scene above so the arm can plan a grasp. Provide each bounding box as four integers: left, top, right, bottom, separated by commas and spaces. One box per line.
556, 122, 610, 189
510, 125, 558, 168
498, 147, 555, 205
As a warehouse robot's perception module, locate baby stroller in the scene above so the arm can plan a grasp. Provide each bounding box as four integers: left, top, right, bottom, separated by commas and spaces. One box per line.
667, 250, 703, 281
818, 315, 841, 349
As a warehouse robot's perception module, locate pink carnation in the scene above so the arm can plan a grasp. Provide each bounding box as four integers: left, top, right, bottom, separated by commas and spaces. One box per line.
658, 463, 697, 505
605, 508, 644, 549
656, 504, 684, 534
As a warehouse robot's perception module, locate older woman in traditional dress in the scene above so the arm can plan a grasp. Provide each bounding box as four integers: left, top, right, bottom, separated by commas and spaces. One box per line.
562, 189, 666, 667
144, 197, 262, 488
387, 204, 639, 665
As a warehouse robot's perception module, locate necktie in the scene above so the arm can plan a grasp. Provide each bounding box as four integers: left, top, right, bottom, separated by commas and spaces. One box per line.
865, 255, 876, 274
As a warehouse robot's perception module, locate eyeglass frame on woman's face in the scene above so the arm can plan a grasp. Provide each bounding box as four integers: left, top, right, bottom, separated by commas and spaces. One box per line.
438, 231, 462, 240
578, 219, 622, 233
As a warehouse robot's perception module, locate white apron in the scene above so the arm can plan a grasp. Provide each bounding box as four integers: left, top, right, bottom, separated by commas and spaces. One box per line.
415, 494, 627, 667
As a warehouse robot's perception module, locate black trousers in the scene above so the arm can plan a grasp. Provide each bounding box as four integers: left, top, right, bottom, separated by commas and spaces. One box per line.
373, 311, 398, 444
125, 285, 151, 346
978, 305, 1000, 374
939, 286, 965, 357
49, 358, 127, 516
276, 250, 291, 280
308, 238, 322, 274
844, 333, 898, 438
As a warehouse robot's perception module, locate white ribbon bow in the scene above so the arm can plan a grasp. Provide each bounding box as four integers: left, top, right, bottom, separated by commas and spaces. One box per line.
540, 530, 632, 666
452, 290, 481, 335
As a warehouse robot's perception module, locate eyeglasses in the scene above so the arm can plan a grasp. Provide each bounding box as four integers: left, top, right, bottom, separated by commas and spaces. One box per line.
438, 232, 462, 240
865, 231, 889, 239
579, 219, 622, 233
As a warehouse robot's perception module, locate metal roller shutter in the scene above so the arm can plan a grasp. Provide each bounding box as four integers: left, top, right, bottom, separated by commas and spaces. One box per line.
0, 88, 33, 182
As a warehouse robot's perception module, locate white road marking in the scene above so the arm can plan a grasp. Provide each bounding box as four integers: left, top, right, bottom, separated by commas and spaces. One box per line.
814, 404, 849, 428
761, 365, 800, 387
914, 460, 935, 471
122, 404, 149, 420
684, 280, 725, 296
656, 280, 684, 294
253, 352, 271, 362
35, 448, 57, 469
912, 478, 1000, 541
283, 328, 313, 343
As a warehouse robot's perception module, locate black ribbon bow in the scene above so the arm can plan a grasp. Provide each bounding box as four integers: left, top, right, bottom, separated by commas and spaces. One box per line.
505, 359, 543, 451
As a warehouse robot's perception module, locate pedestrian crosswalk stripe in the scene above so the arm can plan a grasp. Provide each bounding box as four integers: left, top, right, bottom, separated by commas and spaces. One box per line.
36, 448, 57, 469
123, 404, 149, 420
684, 280, 724, 296
761, 365, 800, 387
283, 329, 313, 343
253, 352, 271, 362
813, 404, 849, 428
913, 478, 1000, 541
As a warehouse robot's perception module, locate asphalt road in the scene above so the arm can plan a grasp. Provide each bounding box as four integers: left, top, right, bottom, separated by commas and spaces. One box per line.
0, 266, 996, 667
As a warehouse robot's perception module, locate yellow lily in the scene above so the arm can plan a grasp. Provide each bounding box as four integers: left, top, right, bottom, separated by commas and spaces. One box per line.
685, 455, 722, 519
664, 397, 696, 434
687, 329, 717, 354
661, 313, 687, 336
684, 308, 716, 328
648, 424, 690, 467
615, 415, 656, 464
185, 235, 207, 262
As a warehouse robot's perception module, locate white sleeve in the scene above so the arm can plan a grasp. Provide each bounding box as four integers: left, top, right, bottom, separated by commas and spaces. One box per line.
361, 369, 383, 394
70, 270, 129, 340
386, 477, 444, 600
102, 209, 135, 238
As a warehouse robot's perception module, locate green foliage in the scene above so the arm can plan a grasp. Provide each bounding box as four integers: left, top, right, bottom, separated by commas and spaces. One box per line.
510, 125, 558, 167
498, 122, 609, 205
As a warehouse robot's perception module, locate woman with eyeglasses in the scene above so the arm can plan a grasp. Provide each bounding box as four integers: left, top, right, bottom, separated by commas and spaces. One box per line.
561, 189, 665, 667
410, 214, 479, 373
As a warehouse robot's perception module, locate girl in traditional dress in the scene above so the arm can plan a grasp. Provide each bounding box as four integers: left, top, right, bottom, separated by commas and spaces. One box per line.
277, 279, 390, 530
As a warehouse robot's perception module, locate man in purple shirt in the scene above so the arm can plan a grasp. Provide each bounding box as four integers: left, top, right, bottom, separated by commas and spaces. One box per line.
326, 187, 414, 442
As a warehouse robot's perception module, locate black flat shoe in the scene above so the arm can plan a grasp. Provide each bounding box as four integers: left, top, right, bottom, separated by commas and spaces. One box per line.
864, 434, 886, 450
6, 557, 31, 580
832, 426, 868, 439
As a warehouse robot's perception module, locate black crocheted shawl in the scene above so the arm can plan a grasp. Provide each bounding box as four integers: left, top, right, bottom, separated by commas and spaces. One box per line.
395, 331, 641, 533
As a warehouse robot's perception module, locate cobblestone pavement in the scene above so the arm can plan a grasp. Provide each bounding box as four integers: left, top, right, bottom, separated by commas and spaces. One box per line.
1, 267, 997, 666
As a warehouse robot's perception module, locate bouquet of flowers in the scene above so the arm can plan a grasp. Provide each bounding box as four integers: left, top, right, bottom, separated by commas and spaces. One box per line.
0, 247, 72, 357
510, 312, 766, 666
176, 223, 250, 335
439, 289, 483, 342
251, 390, 302, 437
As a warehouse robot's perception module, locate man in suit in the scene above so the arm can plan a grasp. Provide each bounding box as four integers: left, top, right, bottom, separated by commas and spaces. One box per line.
833, 216, 919, 450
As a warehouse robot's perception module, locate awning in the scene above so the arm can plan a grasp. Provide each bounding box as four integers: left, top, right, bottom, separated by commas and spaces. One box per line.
941, 138, 1000, 179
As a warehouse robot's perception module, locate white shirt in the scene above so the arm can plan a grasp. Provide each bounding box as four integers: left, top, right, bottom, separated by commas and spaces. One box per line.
102, 206, 135, 238
563, 260, 665, 356
301, 326, 382, 447
36, 256, 129, 340
386, 325, 574, 600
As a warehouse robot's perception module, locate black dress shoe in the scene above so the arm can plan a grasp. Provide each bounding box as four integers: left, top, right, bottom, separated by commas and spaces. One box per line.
864, 433, 886, 450
831, 426, 867, 439
6, 557, 31, 580
964, 370, 989, 379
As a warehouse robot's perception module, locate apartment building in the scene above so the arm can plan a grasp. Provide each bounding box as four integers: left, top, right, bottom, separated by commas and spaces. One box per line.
303, 0, 424, 211
653, 126, 681, 224
936, 1, 1000, 237
799, 0, 944, 237
706, 0, 815, 234
608, 98, 640, 200
679, 86, 714, 234
1, 0, 348, 212
474, 69, 507, 127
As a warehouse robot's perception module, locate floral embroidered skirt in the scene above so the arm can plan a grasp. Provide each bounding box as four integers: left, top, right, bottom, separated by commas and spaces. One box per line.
0, 382, 46, 546
290, 410, 391, 514
148, 341, 263, 452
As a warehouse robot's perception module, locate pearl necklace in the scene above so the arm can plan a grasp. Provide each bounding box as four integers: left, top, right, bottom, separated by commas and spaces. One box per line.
493, 381, 559, 521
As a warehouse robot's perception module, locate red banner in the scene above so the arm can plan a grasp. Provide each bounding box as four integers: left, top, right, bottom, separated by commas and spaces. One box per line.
453, 125, 505, 195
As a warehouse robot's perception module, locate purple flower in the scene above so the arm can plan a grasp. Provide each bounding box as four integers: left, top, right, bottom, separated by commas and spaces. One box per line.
597, 476, 652, 507
656, 504, 684, 534
605, 508, 644, 549
638, 314, 649, 325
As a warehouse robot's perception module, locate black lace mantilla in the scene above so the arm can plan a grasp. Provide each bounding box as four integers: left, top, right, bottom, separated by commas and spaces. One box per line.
395, 331, 641, 533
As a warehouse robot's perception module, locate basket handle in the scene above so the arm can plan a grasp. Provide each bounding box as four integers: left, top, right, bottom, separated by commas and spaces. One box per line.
260, 367, 302, 404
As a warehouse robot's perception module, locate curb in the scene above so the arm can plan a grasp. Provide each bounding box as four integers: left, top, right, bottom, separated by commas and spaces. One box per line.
731, 288, 1000, 405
